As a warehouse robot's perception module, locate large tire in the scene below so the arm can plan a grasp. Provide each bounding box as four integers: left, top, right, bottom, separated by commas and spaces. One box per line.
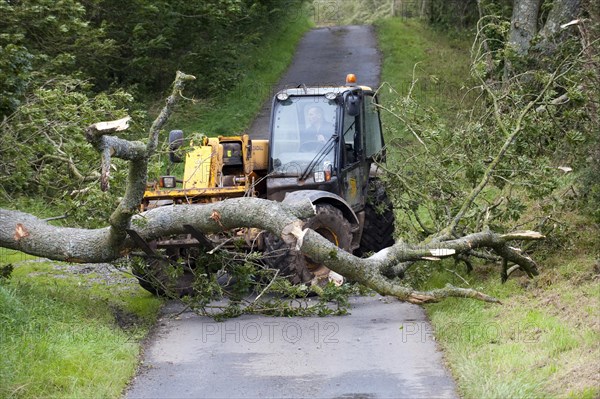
132, 241, 199, 297
263, 204, 353, 285
355, 180, 395, 256
168, 130, 184, 163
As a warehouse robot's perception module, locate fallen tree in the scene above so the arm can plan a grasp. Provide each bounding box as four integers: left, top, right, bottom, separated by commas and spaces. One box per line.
0, 72, 545, 305
1, 196, 544, 304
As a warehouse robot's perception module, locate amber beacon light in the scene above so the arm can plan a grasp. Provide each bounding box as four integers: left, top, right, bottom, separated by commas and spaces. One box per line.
346, 73, 357, 85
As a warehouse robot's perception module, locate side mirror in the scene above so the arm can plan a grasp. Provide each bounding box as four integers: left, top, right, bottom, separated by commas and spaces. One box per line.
168, 130, 184, 163
346, 94, 360, 117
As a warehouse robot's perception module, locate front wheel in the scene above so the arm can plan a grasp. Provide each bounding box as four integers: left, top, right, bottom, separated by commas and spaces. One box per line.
263, 204, 353, 285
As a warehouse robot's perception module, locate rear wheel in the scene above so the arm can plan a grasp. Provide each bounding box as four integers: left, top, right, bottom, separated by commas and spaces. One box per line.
168, 130, 184, 163
355, 179, 395, 256
264, 204, 353, 285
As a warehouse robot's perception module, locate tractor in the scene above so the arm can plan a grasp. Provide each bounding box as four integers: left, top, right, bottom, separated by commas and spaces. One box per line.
132, 74, 395, 296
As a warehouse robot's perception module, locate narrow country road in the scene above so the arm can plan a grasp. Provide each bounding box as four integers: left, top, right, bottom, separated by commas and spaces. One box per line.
126, 25, 458, 399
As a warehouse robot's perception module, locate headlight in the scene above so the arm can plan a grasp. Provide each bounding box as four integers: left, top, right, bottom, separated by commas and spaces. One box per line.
159, 176, 176, 188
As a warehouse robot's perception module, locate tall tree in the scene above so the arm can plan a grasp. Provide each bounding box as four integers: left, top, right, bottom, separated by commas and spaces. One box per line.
0, 72, 550, 305
507, 0, 542, 55
538, 0, 582, 41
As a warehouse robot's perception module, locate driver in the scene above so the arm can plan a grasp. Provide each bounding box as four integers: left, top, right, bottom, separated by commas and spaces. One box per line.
304, 106, 332, 143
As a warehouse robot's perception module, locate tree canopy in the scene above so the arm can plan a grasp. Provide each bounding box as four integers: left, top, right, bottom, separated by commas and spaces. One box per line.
0, 0, 305, 224
0, 0, 304, 117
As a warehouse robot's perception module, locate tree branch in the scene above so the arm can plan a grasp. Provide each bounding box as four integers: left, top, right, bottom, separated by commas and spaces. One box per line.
83, 72, 196, 238
443, 58, 575, 238
146, 71, 196, 155
37, 154, 99, 183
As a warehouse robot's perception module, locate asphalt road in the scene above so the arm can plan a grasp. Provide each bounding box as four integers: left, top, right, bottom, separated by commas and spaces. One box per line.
126, 25, 458, 399
127, 297, 456, 399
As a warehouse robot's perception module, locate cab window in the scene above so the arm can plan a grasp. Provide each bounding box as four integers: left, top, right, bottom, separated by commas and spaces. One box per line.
342, 107, 358, 165
270, 96, 337, 175
363, 95, 383, 159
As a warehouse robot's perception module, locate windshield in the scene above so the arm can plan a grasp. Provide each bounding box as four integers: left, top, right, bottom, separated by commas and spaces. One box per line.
270, 96, 337, 176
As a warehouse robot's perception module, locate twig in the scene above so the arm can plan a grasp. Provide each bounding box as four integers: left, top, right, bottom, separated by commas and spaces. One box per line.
208, 237, 235, 255
171, 302, 193, 319
253, 269, 280, 303
444, 268, 471, 286
42, 214, 69, 222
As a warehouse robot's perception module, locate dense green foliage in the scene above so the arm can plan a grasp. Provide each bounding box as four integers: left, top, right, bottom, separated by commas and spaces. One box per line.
163, 12, 312, 136
427, 0, 481, 29
83, 0, 307, 96
1, 0, 306, 112
0, 78, 140, 225
0, 0, 308, 226
0, 0, 117, 116
376, 4, 599, 397
376, 1, 599, 244
312, 0, 507, 29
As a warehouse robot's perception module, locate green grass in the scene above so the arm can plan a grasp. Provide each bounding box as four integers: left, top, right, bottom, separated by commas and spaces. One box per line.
405, 215, 600, 398
376, 18, 473, 120
0, 250, 161, 399
164, 9, 313, 136
0, 247, 37, 265
423, 249, 599, 398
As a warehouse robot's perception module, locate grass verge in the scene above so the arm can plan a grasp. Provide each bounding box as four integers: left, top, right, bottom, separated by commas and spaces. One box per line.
376, 17, 600, 398
0, 248, 161, 399
423, 220, 599, 398
376, 18, 473, 120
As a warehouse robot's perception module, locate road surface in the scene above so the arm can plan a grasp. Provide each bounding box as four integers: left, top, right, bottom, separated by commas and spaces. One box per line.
127, 298, 456, 399
126, 25, 458, 399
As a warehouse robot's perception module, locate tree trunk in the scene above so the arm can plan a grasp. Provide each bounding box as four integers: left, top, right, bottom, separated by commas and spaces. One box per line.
508, 0, 543, 55
537, 0, 581, 53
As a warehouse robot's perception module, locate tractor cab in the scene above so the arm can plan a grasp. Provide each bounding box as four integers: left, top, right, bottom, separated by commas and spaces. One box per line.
266, 74, 385, 212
